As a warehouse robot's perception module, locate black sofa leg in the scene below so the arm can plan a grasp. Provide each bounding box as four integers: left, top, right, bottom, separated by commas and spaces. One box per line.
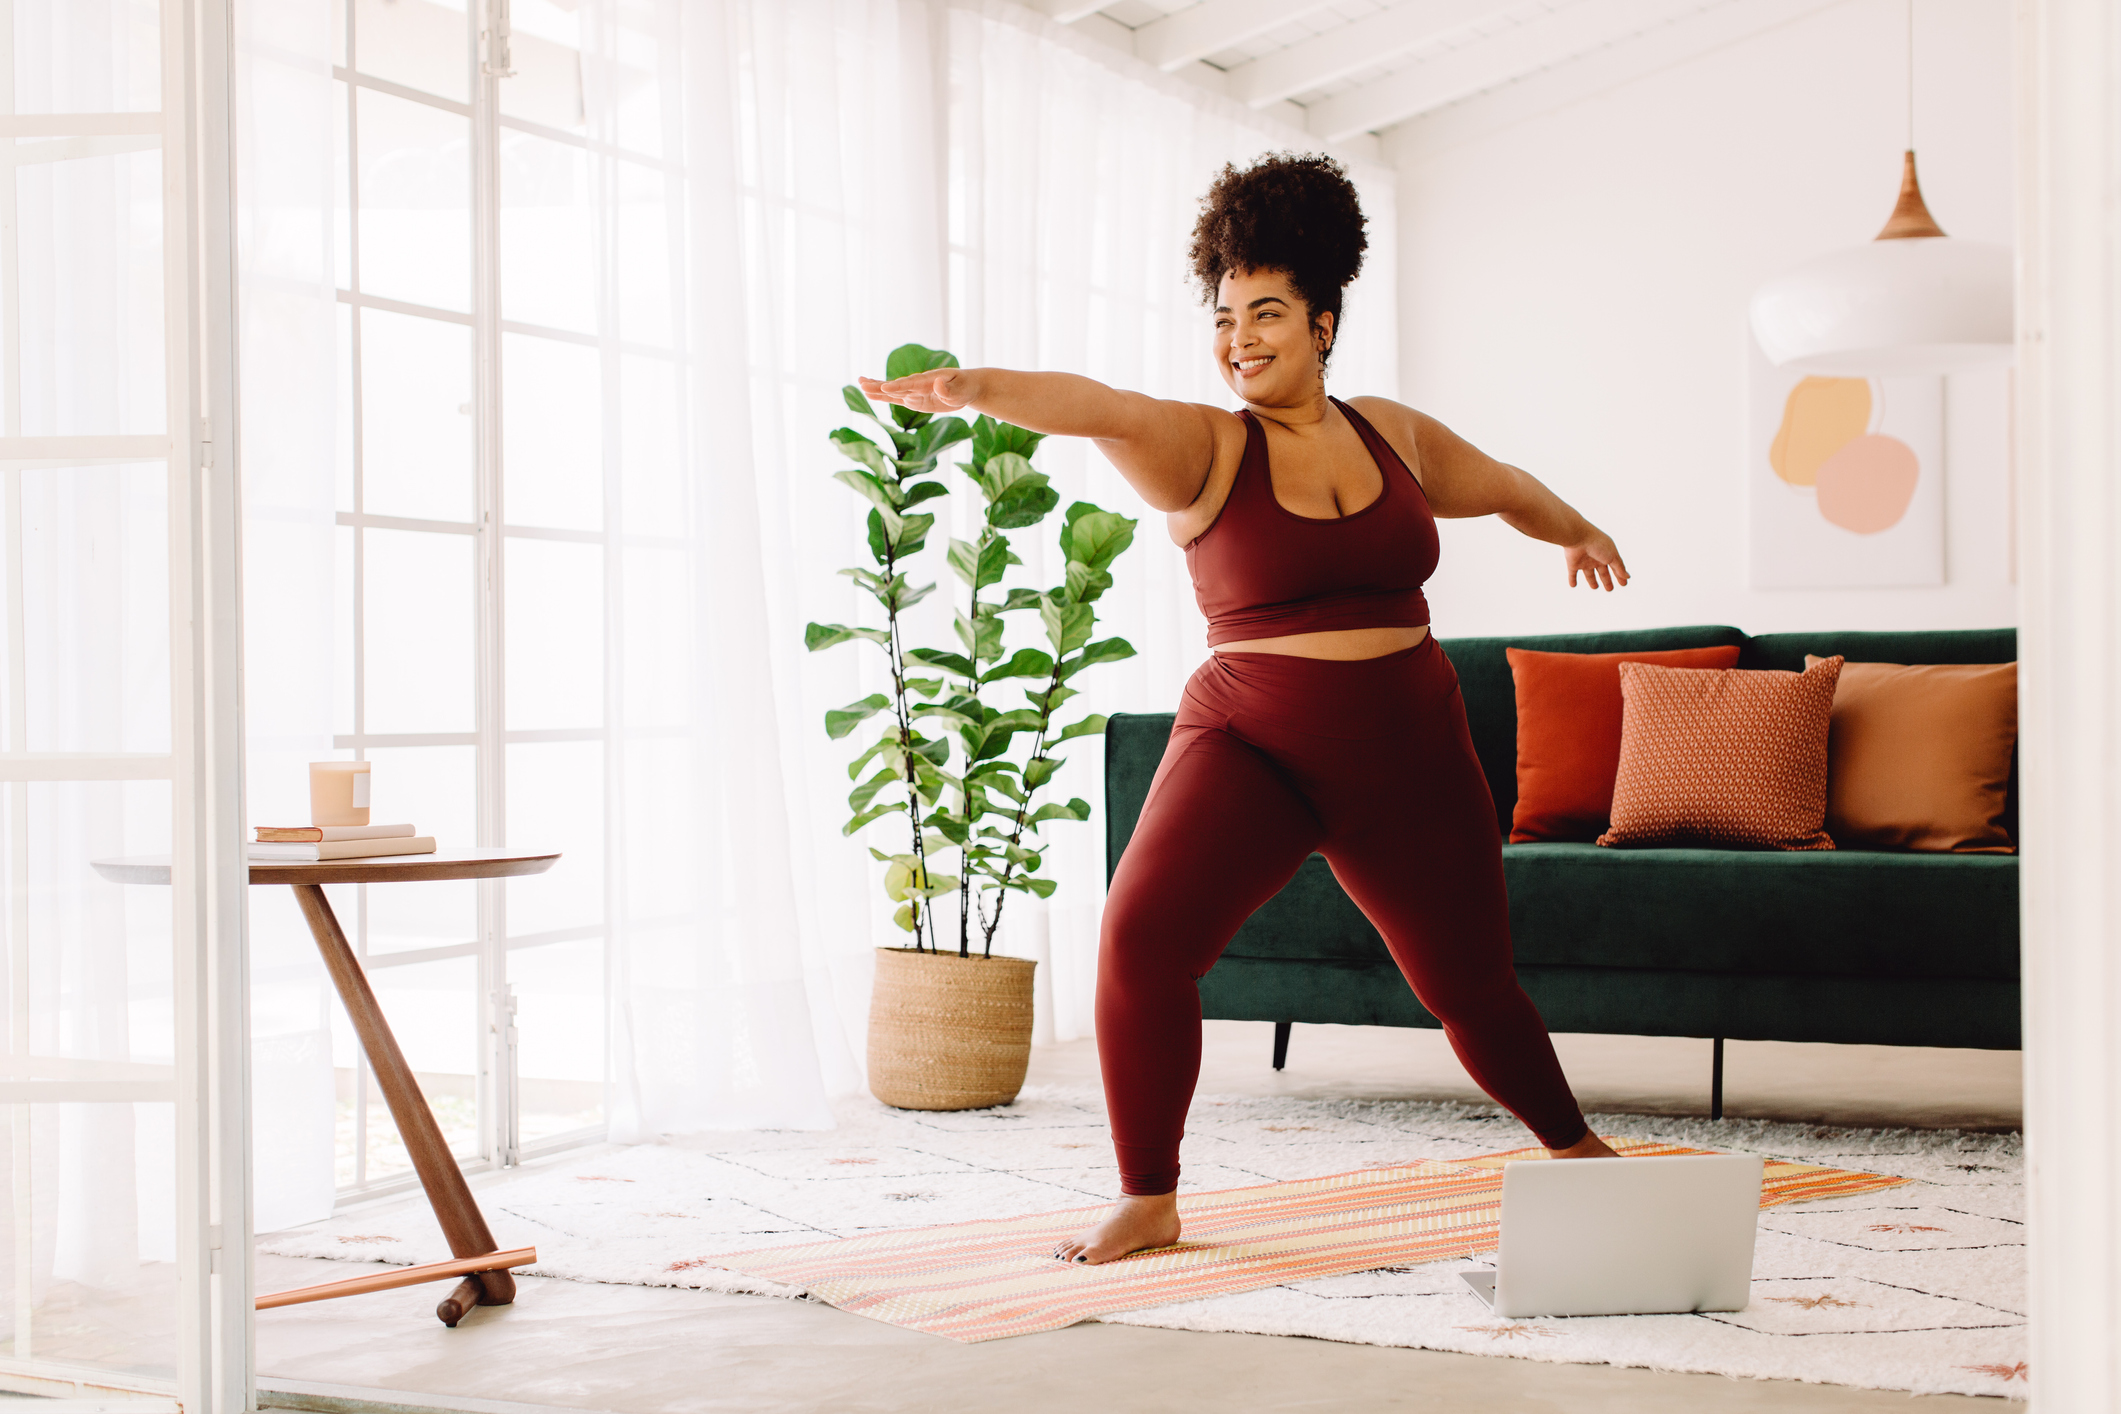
1710, 1037, 1725, 1121
1272, 1022, 1291, 1071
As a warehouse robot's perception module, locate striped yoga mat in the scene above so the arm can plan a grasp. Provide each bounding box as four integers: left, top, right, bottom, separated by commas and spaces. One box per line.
705, 1136, 1909, 1343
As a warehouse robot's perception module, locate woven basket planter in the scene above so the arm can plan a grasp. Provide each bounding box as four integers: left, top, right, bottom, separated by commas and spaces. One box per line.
867, 946, 1037, 1111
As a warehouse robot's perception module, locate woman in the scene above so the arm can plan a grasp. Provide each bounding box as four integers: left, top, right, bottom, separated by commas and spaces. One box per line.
861, 153, 1627, 1266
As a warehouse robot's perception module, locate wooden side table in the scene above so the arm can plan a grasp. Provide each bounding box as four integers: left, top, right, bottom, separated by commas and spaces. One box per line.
93, 848, 560, 1325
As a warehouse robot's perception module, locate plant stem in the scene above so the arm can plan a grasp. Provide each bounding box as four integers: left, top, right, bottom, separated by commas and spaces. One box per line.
980, 656, 1066, 959
881, 540, 931, 953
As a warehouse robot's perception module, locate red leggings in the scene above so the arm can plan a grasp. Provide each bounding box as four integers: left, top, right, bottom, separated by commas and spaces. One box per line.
1096, 636, 1589, 1194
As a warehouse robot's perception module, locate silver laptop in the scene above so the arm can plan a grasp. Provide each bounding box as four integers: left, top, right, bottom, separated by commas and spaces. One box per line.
1459, 1154, 1763, 1317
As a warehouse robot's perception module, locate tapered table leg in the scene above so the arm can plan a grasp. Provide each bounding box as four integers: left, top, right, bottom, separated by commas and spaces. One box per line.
291, 883, 517, 1318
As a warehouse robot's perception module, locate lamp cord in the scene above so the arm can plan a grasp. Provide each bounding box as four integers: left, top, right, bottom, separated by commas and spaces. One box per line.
1906, 0, 1914, 151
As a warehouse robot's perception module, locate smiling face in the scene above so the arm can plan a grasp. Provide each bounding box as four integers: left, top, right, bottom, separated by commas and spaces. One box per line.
1213, 267, 1334, 407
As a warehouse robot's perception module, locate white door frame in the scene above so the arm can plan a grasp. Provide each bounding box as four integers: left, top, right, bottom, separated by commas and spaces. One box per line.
2016, 0, 2121, 1409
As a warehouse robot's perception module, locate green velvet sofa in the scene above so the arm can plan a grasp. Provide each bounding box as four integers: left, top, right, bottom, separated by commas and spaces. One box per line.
1103, 626, 2020, 1111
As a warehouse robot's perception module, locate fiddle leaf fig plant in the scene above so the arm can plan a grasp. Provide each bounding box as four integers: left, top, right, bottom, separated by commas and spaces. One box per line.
807, 344, 1138, 959
804, 343, 971, 951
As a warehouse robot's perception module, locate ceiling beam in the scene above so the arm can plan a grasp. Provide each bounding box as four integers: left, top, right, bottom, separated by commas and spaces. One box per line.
1381, 0, 1851, 160
1032, 0, 1110, 23
1132, 0, 1340, 72
1226, 0, 1510, 109
1304, 0, 1743, 141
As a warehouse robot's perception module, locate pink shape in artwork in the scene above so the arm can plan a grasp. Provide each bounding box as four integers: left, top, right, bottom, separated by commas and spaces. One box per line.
1815, 434, 1919, 534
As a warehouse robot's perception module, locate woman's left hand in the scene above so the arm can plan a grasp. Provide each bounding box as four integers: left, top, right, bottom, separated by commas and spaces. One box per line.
1564, 532, 1629, 591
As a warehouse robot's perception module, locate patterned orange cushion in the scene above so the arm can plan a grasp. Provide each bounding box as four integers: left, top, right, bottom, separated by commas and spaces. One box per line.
1598, 656, 1843, 851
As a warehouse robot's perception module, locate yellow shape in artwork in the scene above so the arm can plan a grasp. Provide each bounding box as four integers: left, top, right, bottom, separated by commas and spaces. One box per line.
1769, 377, 1871, 487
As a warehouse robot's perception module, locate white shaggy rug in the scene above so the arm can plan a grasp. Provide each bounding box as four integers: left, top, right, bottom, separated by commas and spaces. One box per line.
259, 1086, 2026, 1400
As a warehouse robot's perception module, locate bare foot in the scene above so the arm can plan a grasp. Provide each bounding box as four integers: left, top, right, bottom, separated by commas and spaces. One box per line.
1053, 1192, 1182, 1266
1549, 1130, 1622, 1159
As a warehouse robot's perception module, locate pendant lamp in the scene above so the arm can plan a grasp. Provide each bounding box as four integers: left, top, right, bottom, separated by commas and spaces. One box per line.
1747, 6, 2013, 375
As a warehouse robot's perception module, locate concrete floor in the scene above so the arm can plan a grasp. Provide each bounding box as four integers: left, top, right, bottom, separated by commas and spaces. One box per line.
253, 1023, 2022, 1414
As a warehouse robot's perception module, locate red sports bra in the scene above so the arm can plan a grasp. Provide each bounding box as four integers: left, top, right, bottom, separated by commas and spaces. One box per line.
1187, 398, 1439, 647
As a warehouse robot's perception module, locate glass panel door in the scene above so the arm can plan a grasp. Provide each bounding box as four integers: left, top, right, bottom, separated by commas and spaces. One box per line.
0, 0, 243, 1404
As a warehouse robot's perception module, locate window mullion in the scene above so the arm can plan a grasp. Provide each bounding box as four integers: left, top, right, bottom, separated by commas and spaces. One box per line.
469, 1, 516, 1172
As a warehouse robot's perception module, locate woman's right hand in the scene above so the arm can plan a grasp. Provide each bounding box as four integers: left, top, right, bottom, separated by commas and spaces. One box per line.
858, 369, 981, 415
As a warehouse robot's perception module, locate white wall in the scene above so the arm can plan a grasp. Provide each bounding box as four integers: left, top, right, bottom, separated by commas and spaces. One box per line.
1382, 0, 2016, 640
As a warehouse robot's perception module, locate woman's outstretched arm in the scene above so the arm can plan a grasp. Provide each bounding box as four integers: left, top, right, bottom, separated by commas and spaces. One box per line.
1349, 397, 1630, 592
860, 368, 1226, 513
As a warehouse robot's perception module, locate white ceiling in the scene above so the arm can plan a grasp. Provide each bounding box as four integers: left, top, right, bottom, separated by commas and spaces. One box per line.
1031, 0, 1851, 149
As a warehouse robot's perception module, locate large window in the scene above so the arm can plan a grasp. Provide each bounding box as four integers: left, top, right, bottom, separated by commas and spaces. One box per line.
328, 0, 681, 1192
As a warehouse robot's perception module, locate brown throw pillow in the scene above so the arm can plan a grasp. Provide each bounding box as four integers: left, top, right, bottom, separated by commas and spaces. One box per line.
1598, 657, 1842, 851
1804, 656, 2018, 853
1505, 645, 1744, 842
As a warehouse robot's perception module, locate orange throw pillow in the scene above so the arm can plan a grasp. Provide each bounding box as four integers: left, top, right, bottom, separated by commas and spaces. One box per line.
1598, 656, 1843, 851
1506, 645, 1744, 842
1804, 656, 2018, 853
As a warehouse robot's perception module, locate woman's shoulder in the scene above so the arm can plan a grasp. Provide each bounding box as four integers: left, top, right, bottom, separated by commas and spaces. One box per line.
1339, 396, 1426, 484
1164, 405, 1254, 548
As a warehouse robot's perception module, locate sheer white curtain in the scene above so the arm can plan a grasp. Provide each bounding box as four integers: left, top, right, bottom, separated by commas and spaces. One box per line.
232, 0, 1395, 1197
939, 1, 1399, 1042
235, 0, 343, 1232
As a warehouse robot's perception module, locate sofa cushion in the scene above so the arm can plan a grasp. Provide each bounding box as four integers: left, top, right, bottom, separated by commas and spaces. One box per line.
1599, 656, 1841, 851
1506, 644, 1744, 842
1441, 626, 1750, 838
1212, 846, 2017, 983
1806, 657, 2018, 853
1501, 843, 2018, 980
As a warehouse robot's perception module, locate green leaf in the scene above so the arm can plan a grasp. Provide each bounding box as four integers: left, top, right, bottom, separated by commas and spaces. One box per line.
954, 606, 1005, 663
1024, 682, 1078, 713
906, 647, 978, 681
904, 675, 945, 699
848, 767, 901, 813
971, 415, 1045, 466
912, 736, 951, 767
830, 428, 894, 478
1023, 756, 1063, 790
838, 566, 887, 591
902, 479, 949, 507
886, 343, 958, 381
843, 385, 884, 424
891, 900, 917, 932
1061, 636, 1136, 679
1059, 503, 1138, 571
833, 468, 901, 511
912, 700, 973, 730
981, 648, 1055, 684
843, 801, 906, 835
1064, 562, 1113, 603
998, 588, 1045, 613
888, 578, 937, 612
908, 415, 973, 465
991, 482, 1060, 530
825, 693, 891, 740
1027, 797, 1092, 826
804, 621, 892, 652
846, 735, 899, 780
983, 772, 1027, 804
1054, 713, 1109, 742
1039, 593, 1094, 655
1021, 876, 1058, 898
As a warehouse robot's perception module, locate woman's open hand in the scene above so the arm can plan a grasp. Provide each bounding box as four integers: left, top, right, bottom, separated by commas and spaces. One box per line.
858, 369, 980, 415
1564, 531, 1629, 591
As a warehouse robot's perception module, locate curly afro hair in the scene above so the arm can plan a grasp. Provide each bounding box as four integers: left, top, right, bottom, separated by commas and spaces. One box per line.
1187, 152, 1368, 357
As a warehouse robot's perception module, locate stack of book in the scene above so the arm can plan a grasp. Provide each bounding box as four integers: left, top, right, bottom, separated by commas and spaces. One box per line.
250, 823, 438, 862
